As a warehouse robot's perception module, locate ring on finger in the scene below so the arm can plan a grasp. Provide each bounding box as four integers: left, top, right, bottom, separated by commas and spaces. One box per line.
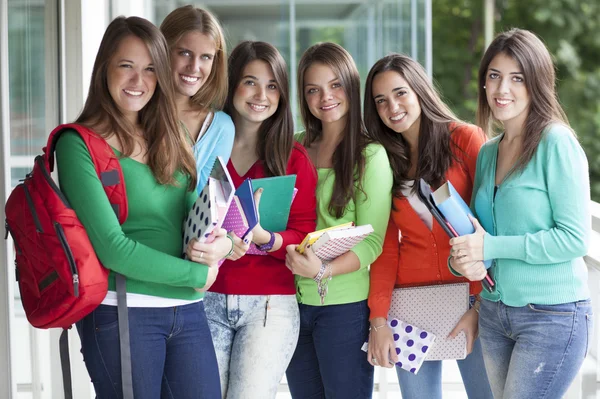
200, 251, 204, 259
372, 358, 378, 365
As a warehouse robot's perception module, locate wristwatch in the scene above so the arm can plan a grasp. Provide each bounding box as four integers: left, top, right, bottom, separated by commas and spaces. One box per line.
257, 231, 275, 251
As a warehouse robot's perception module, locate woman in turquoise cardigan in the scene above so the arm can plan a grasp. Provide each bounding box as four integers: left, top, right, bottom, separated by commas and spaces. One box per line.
450, 29, 592, 398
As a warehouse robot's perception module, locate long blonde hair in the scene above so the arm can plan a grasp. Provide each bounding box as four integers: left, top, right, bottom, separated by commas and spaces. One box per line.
76, 16, 196, 190
160, 5, 228, 111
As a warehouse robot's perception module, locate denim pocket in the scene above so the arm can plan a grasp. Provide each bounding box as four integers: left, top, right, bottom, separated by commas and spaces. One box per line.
585, 312, 594, 355
93, 306, 119, 332
527, 303, 575, 315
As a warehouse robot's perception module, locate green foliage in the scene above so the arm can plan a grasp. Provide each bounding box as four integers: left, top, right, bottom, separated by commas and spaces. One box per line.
433, 0, 600, 201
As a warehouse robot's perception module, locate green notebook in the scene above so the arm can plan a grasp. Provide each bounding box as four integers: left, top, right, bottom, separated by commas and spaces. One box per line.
251, 175, 297, 232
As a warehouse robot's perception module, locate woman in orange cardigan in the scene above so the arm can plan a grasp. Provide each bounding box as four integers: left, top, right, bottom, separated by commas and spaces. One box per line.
364, 54, 492, 398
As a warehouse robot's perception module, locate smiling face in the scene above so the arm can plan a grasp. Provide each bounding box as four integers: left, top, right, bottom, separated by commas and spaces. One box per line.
232, 59, 280, 125
485, 52, 531, 132
371, 70, 422, 137
303, 63, 349, 126
107, 35, 157, 123
170, 31, 217, 100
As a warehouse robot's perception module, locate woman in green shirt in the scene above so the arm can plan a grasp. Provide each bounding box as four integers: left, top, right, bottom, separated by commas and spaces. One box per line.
56, 16, 231, 398
285, 42, 393, 398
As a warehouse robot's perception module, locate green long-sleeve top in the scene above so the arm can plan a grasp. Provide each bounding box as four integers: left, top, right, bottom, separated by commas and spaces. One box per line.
295, 132, 393, 306
56, 130, 208, 300
471, 123, 591, 306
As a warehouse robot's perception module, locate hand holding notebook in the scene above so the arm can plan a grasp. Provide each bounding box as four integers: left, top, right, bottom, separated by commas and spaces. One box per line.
297, 223, 373, 262
417, 179, 495, 292
222, 175, 297, 256
362, 318, 436, 374
183, 157, 235, 253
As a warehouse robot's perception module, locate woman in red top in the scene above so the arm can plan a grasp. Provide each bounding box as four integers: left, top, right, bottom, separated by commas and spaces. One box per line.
204, 41, 317, 399
364, 54, 492, 398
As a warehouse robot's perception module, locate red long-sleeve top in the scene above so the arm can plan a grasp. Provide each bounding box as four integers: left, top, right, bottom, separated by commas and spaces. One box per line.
368, 123, 486, 320
209, 142, 317, 295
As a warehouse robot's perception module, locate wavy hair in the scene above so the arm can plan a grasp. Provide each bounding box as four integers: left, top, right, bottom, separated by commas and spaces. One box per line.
160, 5, 228, 110
364, 53, 465, 196
477, 28, 570, 174
225, 41, 293, 177
76, 16, 196, 190
297, 42, 369, 218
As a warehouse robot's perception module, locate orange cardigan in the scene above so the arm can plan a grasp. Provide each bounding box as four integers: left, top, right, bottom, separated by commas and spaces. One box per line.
368, 123, 486, 320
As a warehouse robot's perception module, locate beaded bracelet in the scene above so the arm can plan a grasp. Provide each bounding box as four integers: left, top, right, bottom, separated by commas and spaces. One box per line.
224, 234, 235, 258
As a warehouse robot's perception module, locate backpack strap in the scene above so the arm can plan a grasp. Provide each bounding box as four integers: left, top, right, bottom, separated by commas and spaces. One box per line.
48, 123, 133, 398
45, 123, 128, 224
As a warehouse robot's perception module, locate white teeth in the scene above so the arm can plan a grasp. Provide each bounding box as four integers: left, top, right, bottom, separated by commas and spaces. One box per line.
124, 89, 142, 96
249, 103, 267, 111
321, 104, 338, 110
181, 75, 199, 83
390, 112, 407, 121
496, 99, 511, 105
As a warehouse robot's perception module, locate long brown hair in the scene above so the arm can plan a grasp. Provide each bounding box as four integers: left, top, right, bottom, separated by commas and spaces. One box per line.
477, 28, 570, 173
160, 5, 228, 110
297, 42, 369, 218
364, 53, 464, 196
76, 16, 196, 190
225, 41, 293, 177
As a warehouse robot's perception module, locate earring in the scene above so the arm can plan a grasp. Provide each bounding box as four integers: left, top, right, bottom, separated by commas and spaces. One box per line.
483, 85, 486, 89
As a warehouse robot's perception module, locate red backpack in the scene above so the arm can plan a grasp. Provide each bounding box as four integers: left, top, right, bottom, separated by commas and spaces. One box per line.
4, 123, 128, 329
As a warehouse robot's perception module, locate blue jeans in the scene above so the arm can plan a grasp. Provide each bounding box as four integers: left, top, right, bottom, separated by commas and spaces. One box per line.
286, 300, 374, 399
396, 337, 493, 399
76, 302, 221, 399
478, 298, 593, 399
205, 292, 300, 399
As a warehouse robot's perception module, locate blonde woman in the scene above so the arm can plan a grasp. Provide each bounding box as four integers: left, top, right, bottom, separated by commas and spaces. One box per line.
161, 5, 234, 193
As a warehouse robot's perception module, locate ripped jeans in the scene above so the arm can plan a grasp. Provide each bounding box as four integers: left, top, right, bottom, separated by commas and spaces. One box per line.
204, 292, 300, 399
478, 298, 593, 399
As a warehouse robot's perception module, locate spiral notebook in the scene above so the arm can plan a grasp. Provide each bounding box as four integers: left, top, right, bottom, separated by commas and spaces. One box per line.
388, 283, 469, 361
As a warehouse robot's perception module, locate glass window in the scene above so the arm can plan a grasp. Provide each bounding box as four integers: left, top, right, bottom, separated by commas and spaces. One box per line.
152, 0, 428, 129
7, 0, 59, 397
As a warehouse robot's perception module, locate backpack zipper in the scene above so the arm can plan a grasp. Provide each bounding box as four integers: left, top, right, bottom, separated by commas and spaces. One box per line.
23, 185, 43, 233
53, 222, 79, 297
37, 156, 71, 208
4, 221, 21, 254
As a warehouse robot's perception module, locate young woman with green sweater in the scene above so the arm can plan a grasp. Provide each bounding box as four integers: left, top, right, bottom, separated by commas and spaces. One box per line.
56, 16, 230, 398
450, 29, 592, 398
285, 42, 393, 398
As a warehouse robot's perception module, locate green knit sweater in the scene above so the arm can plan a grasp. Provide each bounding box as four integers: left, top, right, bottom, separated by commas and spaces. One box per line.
294, 132, 393, 306
56, 130, 207, 300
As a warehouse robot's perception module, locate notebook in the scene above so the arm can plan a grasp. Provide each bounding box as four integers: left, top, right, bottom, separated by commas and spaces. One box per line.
297, 222, 355, 254
388, 283, 469, 361
417, 179, 495, 292
362, 318, 436, 375
251, 175, 296, 232
222, 178, 259, 241
183, 157, 234, 253
310, 224, 374, 262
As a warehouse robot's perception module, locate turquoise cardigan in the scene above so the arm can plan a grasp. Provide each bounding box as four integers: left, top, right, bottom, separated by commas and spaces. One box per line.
472, 123, 591, 306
